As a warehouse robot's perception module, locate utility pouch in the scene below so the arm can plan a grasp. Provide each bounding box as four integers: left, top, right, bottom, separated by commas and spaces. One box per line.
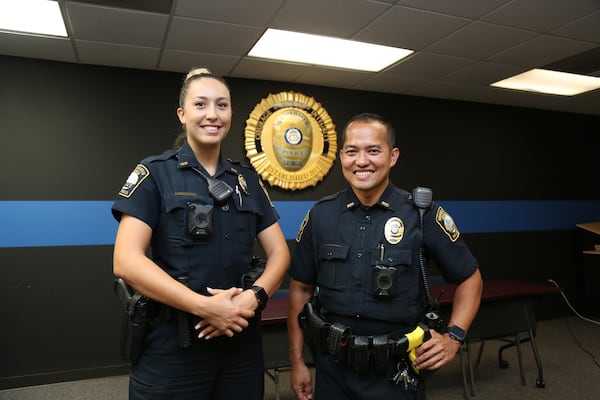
348, 335, 371, 374
372, 335, 391, 373
327, 322, 350, 356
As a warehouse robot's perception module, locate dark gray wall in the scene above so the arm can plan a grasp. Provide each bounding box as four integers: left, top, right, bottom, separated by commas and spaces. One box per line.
1, 55, 599, 389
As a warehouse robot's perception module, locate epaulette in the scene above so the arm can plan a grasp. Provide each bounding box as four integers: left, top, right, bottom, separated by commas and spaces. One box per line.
315, 190, 343, 205
142, 149, 176, 163
227, 158, 252, 169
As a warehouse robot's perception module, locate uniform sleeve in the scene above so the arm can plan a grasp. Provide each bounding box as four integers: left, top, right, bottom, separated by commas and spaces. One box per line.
111, 163, 161, 229
423, 203, 479, 284
252, 175, 280, 233
289, 208, 318, 284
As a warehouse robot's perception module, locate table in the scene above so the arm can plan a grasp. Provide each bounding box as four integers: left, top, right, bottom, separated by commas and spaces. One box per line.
430, 280, 561, 398
260, 280, 560, 399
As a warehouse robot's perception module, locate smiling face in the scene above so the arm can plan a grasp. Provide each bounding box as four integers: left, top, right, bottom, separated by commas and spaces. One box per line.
176, 76, 232, 149
339, 119, 399, 206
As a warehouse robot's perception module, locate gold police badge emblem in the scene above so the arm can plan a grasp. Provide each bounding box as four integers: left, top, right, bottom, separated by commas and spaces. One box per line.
244, 91, 337, 190
384, 217, 404, 245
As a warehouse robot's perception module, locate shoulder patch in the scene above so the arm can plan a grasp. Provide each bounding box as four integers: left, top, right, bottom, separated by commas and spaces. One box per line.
118, 164, 150, 198
435, 207, 460, 242
296, 210, 310, 243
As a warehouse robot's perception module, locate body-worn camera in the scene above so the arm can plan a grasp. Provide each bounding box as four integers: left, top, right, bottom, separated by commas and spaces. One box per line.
372, 264, 397, 298
187, 203, 213, 240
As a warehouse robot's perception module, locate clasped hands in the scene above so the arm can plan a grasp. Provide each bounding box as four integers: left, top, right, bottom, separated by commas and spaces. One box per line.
194, 287, 257, 339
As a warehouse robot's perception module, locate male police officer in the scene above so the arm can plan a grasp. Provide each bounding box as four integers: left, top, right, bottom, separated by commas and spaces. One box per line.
287, 113, 483, 400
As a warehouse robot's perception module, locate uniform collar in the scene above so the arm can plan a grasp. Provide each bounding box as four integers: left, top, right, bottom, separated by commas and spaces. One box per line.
344, 183, 400, 211
175, 141, 230, 177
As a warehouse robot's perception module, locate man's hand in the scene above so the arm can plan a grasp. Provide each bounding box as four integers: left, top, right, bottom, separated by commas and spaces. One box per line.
413, 329, 461, 371
290, 362, 313, 400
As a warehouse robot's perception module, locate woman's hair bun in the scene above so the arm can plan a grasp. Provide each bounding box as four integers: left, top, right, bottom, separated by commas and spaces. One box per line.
185, 67, 213, 81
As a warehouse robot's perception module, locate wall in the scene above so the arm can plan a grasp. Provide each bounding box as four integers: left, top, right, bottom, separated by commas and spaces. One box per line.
1, 55, 599, 389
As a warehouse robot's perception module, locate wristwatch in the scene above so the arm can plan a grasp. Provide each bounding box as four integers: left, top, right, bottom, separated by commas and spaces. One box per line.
251, 285, 268, 312
447, 325, 467, 344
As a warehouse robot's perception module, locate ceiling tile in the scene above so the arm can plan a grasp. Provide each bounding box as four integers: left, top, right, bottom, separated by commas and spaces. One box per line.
0, 32, 76, 63
481, 0, 600, 32
230, 58, 307, 82
386, 52, 475, 79
551, 10, 600, 43
165, 17, 263, 55
425, 21, 538, 59
269, 0, 391, 38
66, 2, 169, 47
75, 41, 160, 70
488, 35, 598, 68
398, 0, 511, 19
355, 6, 470, 49
175, 0, 284, 25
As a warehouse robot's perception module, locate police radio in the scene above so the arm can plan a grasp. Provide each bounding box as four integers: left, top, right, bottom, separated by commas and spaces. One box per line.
411, 187, 443, 331
192, 167, 234, 203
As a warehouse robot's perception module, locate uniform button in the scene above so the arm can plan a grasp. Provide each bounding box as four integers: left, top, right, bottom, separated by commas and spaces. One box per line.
387, 257, 393, 262
366, 215, 371, 220
327, 251, 333, 256
357, 253, 363, 259
355, 314, 360, 319
222, 204, 229, 211
225, 234, 230, 240
360, 226, 366, 231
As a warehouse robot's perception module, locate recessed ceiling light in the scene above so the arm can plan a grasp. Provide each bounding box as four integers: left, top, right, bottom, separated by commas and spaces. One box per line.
491, 69, 600, 96
0, 0, 67, 37
248, 28, 413, 72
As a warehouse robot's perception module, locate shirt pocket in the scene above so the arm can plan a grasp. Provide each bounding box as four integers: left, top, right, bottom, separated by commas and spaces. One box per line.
230, 194, 262, 250
164, 193, 213, 247
369, 248, 416, 299
317, 243, 350, 290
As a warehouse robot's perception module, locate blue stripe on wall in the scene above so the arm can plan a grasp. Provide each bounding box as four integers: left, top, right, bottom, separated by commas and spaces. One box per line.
1, 200, 599, 248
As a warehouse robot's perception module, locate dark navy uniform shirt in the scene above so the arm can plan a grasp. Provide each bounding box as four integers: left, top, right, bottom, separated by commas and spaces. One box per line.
111, 141, 279, 295
290, 183, 478, 335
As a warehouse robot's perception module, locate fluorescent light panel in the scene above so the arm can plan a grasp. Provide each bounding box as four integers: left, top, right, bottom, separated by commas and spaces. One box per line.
0, 0, 67, 37
491, 69, 600, 96
248, 28, 413, 72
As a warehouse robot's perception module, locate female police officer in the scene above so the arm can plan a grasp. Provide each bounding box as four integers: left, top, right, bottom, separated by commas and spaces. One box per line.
287, 113, 482, 400
112, 68, 290, 399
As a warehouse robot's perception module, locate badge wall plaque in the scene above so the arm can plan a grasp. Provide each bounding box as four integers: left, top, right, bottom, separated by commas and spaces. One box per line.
245, 91, 337, 190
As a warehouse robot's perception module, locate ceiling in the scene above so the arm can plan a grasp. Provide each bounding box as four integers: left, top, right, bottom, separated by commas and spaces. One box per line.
1, 0, 600, 116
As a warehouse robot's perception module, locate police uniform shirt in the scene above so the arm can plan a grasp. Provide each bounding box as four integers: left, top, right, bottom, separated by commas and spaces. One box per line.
111, 141, 279, 294
291, 183, 478, 330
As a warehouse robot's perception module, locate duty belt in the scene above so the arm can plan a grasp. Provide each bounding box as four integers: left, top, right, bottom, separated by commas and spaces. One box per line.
298, 302, 430, 374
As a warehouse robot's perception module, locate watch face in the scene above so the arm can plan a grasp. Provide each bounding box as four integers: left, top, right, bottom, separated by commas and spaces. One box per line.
251, 285, 268, 310
448, 325, 466, 341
